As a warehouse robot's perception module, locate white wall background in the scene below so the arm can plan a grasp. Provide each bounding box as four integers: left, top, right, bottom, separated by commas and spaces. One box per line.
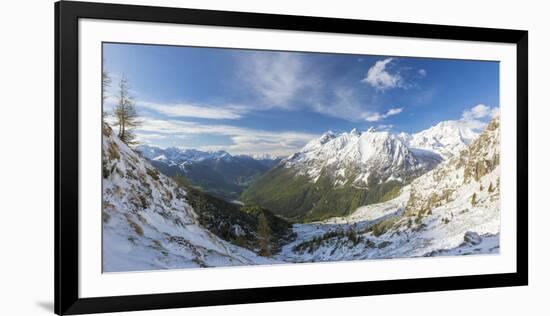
0, 0, 547, 315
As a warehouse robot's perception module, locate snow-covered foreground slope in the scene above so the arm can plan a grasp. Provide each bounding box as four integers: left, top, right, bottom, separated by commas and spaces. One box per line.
102, 125, 275, 272
278, 117, 500, 262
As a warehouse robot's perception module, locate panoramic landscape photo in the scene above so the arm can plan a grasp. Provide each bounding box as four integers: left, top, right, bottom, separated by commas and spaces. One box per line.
101, 43, 501, 272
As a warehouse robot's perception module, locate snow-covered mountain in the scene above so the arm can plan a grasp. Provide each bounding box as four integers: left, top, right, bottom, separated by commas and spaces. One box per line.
241, 128, 441, 221
278, 116, 500, 261
137, 145, 234, 165
102, 125, 274, 271
135, 145, 280, 201
403, 120, 479, 159
285, 127, 441, 186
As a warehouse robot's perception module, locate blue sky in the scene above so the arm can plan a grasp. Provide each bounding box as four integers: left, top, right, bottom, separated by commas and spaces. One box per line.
103, 43, 499, 156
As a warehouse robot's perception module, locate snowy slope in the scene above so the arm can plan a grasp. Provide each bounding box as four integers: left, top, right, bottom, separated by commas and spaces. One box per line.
102, 125, 275, 272
283, 128, 440, 187
278, 116, 500, 262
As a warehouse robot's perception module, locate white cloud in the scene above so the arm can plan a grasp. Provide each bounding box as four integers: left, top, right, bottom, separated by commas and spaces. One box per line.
236, 54, 410, 123
139, 102, 244, 120
199, 132, 315, 157
462, 104, 492, 120
418, 69, 427, 77
386, 108, 403, 116
362, 58, 405, 91
365, 107, 403, 122
458, 104, 499, 130
134, 117, 319, 156
134, 133, 173, 145
240, 52, 317, 108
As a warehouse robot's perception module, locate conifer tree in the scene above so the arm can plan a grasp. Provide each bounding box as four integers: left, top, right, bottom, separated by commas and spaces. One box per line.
113, 74, 141, 145
257, 212, 271, 256
471, 193, 477, 206
488, 182, 494, 193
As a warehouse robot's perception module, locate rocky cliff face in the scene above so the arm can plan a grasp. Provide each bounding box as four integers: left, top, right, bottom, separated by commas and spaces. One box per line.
405, 116, 500, 217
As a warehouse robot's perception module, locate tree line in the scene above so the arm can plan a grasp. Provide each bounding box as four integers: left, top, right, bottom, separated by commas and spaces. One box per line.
102, 67, 141, 145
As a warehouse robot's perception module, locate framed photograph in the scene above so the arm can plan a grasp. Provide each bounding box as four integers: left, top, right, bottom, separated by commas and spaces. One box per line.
55, 1, 528, 314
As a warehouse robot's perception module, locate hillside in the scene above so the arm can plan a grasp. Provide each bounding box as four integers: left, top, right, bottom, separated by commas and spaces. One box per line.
102, 125, 277, 271
171, 174, 295, 254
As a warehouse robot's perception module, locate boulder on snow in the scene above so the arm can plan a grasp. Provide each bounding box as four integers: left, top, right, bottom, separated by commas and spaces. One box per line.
463, 231, 482, 245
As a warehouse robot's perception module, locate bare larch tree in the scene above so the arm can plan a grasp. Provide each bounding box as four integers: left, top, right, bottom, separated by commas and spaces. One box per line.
113, 74, 141, 145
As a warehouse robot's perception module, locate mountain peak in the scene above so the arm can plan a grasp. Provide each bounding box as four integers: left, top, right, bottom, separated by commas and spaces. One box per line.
285, 126, 438, 187
407, 119, 479, 159
319, 130, 336, 143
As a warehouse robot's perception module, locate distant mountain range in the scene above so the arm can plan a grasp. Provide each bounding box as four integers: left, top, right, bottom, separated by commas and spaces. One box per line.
136, 145, 281, 201
136, 119, 480, 222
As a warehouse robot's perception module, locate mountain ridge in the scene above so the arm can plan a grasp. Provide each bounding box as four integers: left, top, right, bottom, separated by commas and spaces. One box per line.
136, 144, 281, 200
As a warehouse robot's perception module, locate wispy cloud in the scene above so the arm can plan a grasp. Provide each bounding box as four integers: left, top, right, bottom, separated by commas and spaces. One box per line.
309, 87, 370, 122
199, 132, 314, 157
134, 118, 319, 156
139, 102, 244, 120
239, 52, 318, 108
239, 53, 400, 123
134, 133, 172, 145
365, 107, 404, 122
361, 58, 406, 91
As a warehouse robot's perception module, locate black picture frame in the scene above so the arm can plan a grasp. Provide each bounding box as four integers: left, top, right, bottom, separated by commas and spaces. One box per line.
55, 1, 528, 315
